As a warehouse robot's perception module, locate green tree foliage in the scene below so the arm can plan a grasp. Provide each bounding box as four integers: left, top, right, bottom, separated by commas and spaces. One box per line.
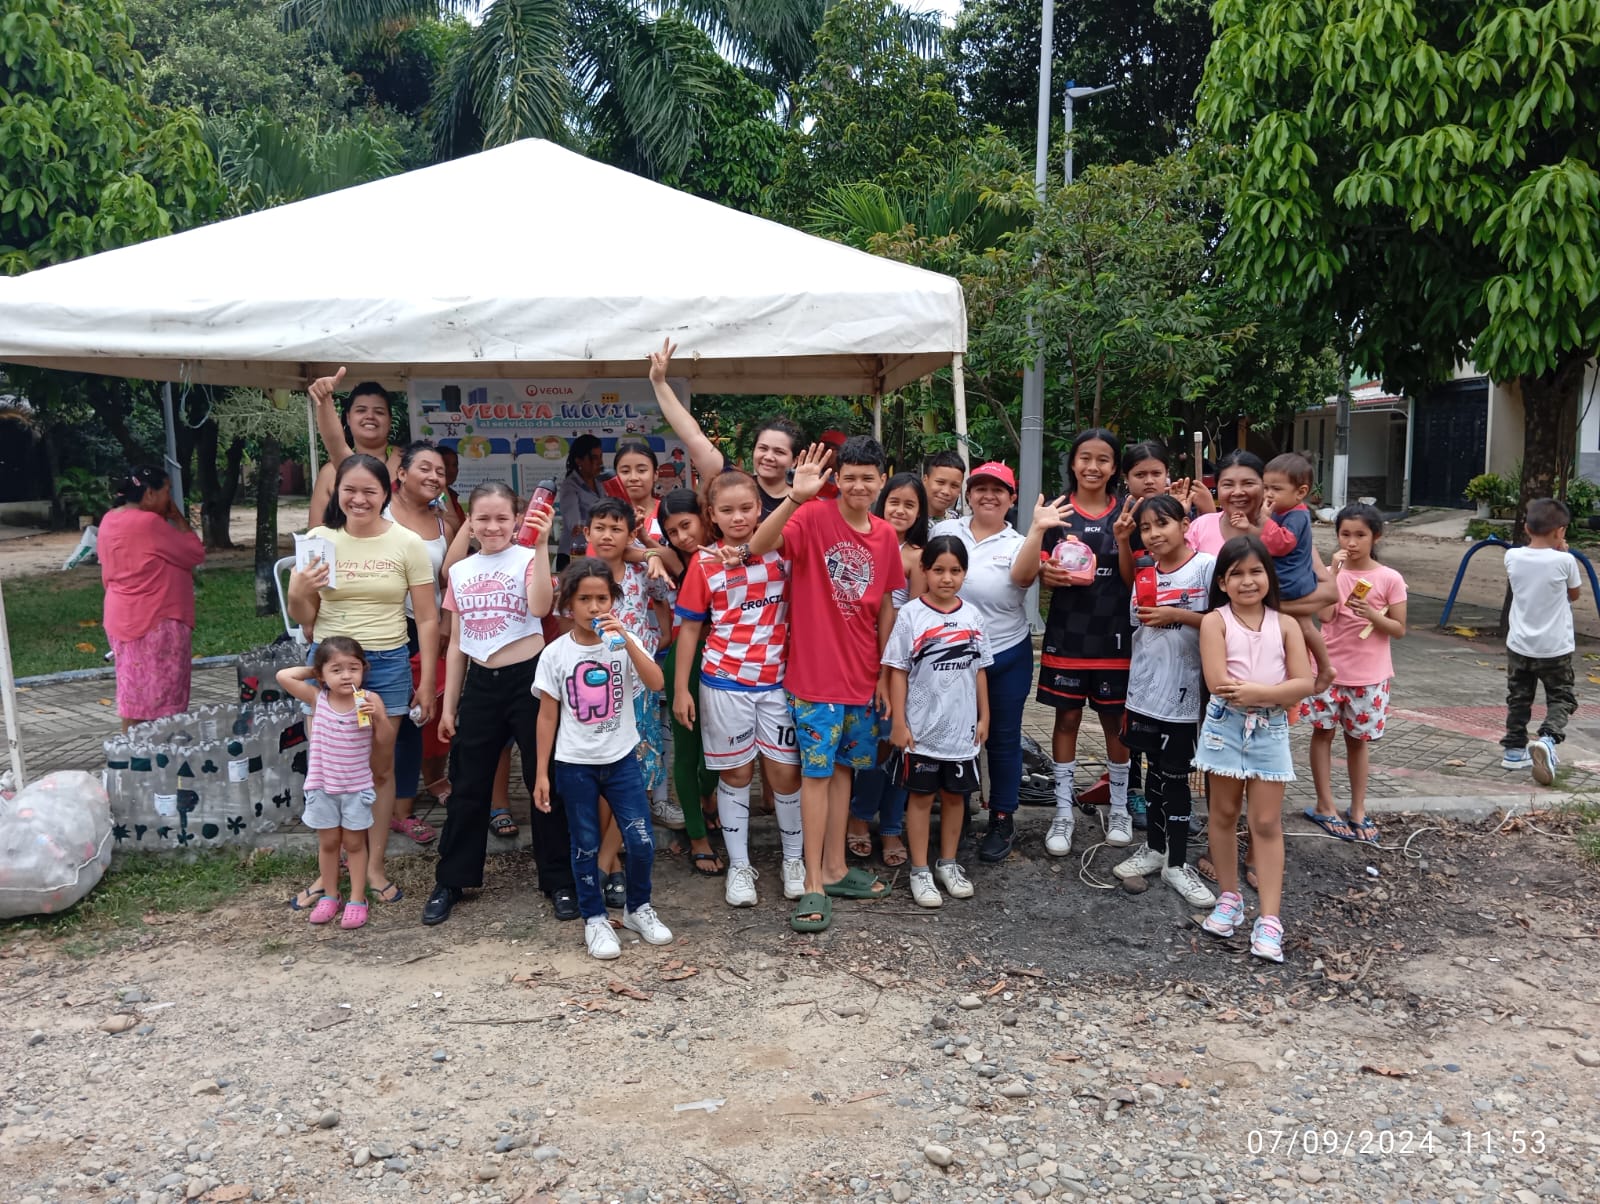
948, 0, 1213, 166
0, 0, 222, 274
125, 0, 351, 121
1198, 0, 1600, 512
284, 0, 722, 176
767, 0, 962, 224
652, 43, 785, 213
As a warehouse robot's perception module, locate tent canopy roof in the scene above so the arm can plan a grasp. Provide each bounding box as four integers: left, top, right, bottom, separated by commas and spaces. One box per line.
0, 140, 966, 396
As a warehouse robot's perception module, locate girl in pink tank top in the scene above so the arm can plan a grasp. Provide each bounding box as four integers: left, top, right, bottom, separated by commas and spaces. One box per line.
1193, 536, 1314, 965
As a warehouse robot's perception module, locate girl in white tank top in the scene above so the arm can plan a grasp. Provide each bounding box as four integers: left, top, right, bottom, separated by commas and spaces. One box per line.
1193, 536, 1314, 966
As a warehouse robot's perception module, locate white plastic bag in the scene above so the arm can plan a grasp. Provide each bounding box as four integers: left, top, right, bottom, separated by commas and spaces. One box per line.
62, 524, 98, 570
0, 771, 113, 918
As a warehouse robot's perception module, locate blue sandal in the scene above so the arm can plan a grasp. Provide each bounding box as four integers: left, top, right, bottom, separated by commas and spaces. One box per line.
1303, 809, 1356, 841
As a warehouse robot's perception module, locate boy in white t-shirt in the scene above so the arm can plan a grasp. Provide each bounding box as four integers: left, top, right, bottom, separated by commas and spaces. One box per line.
1502, 498, 1582, 785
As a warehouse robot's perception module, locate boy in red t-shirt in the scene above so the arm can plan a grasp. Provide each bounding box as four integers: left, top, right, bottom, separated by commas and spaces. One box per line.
742, 436, 906, 932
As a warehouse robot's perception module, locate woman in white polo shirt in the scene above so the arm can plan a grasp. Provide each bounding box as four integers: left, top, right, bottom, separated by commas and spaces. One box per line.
932, 463, 1069, 862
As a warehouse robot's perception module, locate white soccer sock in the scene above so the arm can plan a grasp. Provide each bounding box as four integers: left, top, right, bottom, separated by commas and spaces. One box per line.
773, 788, 804, 861
717, 781, 752, 867
1109, 760, 1131, 815
1052, 760, 1076, 812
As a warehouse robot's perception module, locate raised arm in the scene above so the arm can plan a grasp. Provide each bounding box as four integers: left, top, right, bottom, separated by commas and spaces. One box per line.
648, 339, 725, 486
309, 367, 354, 467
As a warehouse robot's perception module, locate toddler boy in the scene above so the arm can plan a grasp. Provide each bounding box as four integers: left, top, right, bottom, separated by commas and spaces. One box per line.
1502, 497, 1582, 785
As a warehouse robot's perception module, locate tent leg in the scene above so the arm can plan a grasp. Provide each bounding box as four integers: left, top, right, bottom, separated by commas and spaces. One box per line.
952, 353, 970, 469
0, 579, 26, 790
162, 382, 184, 511
872, 392, 883, 444
306, 395, 320, 483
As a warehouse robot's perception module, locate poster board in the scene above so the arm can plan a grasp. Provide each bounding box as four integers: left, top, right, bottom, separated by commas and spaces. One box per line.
410, 377, 692, 504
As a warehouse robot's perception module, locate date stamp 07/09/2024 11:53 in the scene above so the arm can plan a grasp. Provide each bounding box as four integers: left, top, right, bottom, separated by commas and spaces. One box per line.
1245, 1129, 1550, 1158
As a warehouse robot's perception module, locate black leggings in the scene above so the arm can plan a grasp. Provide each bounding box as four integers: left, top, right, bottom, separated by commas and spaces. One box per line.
435, 656, 573, 895
1143, 753, 1192, 869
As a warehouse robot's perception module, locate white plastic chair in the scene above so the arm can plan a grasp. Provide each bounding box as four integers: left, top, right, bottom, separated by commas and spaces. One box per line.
274, 556, 308, 645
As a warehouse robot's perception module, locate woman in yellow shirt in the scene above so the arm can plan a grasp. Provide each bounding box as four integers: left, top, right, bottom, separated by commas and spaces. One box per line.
289, 454, 440, 908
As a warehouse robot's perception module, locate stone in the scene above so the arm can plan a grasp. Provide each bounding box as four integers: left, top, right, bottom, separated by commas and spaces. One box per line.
956, 995, 983, 1010
316, 1111, 340, 1130
924, 1143, 955, 1167
189, 1081, 221, 1097
1575, 1050, 1600, 1068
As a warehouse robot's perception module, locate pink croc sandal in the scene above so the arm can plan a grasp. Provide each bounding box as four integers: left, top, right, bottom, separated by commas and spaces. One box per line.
391, 815, 436, 844
307, 896, 341, 925
340, 901, 369, 930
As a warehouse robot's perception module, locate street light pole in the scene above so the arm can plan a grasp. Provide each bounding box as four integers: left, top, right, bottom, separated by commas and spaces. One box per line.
1016, 0, 1054, 632
1064, 83, 1117, 186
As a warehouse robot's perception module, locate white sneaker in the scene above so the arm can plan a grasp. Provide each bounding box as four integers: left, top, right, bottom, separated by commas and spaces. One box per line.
650, 795, 686, 829
725, 864, 759, 908
935, 862, 974, 899
1044, 813, 1075, 856
584, 916, 620, 960
909, 870, 943, 909
781, 857, 807, 900
1162, 863, 1218, 908
1106, 809, 1134, 847
1530, 735, 1559, 786
622, 903, 673, 945
1113, 843, 1165, 880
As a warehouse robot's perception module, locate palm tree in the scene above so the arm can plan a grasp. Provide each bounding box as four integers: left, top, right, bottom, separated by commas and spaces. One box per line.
280, 0, 725, 174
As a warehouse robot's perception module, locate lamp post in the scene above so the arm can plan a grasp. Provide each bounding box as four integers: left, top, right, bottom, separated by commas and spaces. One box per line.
1064, 82, 1117, 185
1015, 29, 1116, 628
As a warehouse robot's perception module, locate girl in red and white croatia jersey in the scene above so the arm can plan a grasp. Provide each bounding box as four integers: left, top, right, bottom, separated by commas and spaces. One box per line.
672, 470, 806, 908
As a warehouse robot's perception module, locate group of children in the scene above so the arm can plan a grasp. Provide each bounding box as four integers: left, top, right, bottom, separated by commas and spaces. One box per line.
280, 353, 1588, 966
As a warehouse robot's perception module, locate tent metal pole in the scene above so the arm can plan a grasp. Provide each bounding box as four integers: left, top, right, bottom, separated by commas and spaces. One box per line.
161, 382, 184, 510
0, 578, 26, 790
306, 395, 320, 484
952, 354, 970, 469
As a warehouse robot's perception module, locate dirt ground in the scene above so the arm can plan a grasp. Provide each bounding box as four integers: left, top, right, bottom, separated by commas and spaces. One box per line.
3, 812, 1598, 1204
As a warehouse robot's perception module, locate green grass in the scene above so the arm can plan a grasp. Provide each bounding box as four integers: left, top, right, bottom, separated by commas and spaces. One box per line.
2, 565, 284, 678
1, 848, 317, 950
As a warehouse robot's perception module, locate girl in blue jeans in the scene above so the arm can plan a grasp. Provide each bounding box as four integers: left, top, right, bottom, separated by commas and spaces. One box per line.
533, 559, 673, 961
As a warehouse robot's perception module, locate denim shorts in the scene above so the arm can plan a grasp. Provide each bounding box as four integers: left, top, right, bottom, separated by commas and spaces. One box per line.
303, 788, 376, 831
788, 695, 881, 779
1192, 698, 1295, 783
306, 642, 412, 713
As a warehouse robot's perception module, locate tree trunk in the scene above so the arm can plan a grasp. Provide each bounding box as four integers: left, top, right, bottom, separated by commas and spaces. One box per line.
194, 415, 244, 549
1516, 361, 1585, 544
254, 438, 283, 618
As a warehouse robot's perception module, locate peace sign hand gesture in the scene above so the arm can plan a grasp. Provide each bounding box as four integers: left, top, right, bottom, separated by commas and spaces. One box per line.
788, 443, 835, 504
648, 338, 676, 386
308, 366, 347, 408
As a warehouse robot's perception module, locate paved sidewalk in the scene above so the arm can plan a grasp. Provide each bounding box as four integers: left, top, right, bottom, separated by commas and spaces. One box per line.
12, 593, 1599, 832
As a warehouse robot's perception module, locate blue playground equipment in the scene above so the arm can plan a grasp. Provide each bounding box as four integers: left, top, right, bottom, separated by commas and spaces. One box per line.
1439, 534, 1600, 628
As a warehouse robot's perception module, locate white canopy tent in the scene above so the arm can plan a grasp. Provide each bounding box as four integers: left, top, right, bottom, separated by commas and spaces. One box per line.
0, 138, 971, 787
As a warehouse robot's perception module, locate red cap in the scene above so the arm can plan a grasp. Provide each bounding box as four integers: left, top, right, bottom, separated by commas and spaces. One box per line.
968, 461, 1016, 492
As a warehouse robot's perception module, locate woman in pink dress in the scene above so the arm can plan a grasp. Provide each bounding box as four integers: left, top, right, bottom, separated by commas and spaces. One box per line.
97, 466, 206, 728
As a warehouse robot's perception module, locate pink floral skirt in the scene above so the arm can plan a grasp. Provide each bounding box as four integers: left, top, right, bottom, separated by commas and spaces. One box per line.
112, 618, 193, 721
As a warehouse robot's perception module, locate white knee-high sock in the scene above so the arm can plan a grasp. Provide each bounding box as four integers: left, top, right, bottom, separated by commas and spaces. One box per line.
1052, 760, 1076, 813
1109, 760, 1130, 815
718, 781, 752, 867
773, 789, 803, 861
